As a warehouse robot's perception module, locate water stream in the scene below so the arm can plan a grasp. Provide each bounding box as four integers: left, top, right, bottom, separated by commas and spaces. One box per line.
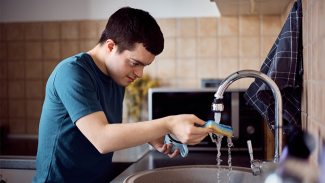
227, 136, 234, 183
209, 112, 233, 183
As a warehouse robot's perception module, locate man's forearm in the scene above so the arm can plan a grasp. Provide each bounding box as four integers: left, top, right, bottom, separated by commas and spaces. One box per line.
76, 111, 172, 154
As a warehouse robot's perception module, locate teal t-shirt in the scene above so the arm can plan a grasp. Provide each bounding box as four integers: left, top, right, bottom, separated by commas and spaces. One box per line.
32, 53, 125, 183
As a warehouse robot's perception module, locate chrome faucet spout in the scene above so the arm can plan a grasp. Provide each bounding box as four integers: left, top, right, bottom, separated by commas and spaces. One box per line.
212, 70, 283, 174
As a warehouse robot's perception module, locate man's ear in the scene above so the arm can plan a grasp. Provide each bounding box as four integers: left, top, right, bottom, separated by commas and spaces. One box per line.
106, 39, 115, 53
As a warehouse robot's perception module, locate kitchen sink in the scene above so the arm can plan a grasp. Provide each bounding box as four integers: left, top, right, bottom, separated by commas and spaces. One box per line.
124, 165, 263, 183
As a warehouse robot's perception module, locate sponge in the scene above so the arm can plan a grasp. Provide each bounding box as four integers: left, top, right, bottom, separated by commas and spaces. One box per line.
201, 120, 233, 137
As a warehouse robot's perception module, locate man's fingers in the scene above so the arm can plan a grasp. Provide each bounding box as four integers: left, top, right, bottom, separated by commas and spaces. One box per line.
168, 149, 180, 158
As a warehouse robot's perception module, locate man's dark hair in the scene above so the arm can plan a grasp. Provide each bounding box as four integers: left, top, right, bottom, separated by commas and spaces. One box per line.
98, 7, 164, 56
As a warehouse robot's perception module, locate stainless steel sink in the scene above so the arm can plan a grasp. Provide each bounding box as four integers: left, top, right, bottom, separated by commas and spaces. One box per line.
124, 165, 263, 183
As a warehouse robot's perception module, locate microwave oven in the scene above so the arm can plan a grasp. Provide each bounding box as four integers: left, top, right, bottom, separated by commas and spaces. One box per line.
148, 88, 264, 151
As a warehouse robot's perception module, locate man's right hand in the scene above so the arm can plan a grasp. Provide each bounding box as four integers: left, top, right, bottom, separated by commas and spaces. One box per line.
166, 114, 212, 145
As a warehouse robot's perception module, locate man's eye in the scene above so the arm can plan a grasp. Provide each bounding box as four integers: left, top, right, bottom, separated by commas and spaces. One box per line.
132, 62, 139, 66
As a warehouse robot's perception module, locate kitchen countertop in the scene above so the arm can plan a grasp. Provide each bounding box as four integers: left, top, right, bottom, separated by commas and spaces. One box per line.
0, 143, 150, 170
111, 150, 264, 183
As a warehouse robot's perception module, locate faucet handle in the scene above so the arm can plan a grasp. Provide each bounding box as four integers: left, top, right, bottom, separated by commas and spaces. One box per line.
247, 140, 254, 162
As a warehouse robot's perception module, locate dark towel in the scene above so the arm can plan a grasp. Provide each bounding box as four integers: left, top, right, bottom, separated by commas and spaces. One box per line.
244, 0, 303, 134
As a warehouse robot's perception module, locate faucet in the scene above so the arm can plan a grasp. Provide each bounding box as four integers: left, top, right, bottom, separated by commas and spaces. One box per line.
211, 70, 283, 176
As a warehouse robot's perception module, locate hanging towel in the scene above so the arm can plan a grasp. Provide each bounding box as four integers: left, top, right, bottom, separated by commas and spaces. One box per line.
244, 0, 303, 134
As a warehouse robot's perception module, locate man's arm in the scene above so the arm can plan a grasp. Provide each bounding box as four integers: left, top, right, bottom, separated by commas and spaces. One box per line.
75, 111, 212, 154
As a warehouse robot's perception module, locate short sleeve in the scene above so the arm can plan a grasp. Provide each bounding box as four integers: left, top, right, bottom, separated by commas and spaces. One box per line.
53, 62, 103, 123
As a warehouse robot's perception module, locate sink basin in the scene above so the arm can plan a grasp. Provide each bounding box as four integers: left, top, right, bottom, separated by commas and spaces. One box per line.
124, 165, 263, 183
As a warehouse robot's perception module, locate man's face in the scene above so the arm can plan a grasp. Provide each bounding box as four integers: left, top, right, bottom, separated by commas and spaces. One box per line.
105, 43, 155, 87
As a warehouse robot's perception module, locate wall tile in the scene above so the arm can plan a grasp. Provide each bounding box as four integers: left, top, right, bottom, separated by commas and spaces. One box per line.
43, 41, 60, 59
61, 41, 79, 59
159, 38, 176, 58
0, 62, 7, 79
157, 58, 176, 78
317, 0, 323, 38
0, 99, 8, 117
303, 11, 308, 47
318, 39, 324, 80
178, 58, 196, 78
199, 37, 217, 57
61, 21, 79, 40
241, 16, 260, 36
26, 80, 43, 98
301, 81, 307, 113
307, 81, 312, 115
26, 100, 43, 117
26, 61, 42, 79
262, 36, 277, 57
316, 82, 322, 122
159, 78, 177, 88
308, 10, 312, 45
311, 82, 316, 119
262, 16, 282, 36
8, 61, 24, 79
7, 42, 24, 60
0, 42, 7, 60
303, 47, 308, 81
301, 0, 308, 15
220, 37, 238, 57
178, 38, 196, 57
26, 119, 39, 134
8, 80, 24, 98
143, 59, 157, 78
323, 0, 325, 37
199, 17, 218, 36
42, 22, 60, 40
0, 80, 7, 98
25, 42, 42, 59
219, 58, 239, 78
240, 78, 255, 89
311, 43, 317, 80
7, 23, 24, 41
157, 19, 176, 38
301, 112, 307, 130
312, 2, 318, 42
25, 22, 42, 40
98, 20, 107, 39
241, 58, 261, 70
0, 23, 6, 41
323, 83, 325, 125
9, 119, 26, 134
43, 60, 60, 79
80, 21, 98, 39
220, 17, 239, 36
177, 79, 197, 89
79, 40, 97, 53
308, 44, 312, 80
178, 18, 196, 37
241, 37, 260, 57
8, 100, 25, 117
199, 58, 217, 79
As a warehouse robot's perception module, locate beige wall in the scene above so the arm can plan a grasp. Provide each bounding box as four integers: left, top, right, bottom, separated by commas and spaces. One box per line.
0, 16, 282, 135
298, 0, 324, 166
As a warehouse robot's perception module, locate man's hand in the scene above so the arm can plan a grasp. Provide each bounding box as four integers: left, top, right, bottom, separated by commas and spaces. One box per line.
149, 136, 180, 158
167, 114, 212, 145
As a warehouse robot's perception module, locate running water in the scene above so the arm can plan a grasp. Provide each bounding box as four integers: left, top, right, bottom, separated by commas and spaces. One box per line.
209, 112, 234, 183
226, 136, 234, 183
211, 134, 224, 183
214, 112, 221, 124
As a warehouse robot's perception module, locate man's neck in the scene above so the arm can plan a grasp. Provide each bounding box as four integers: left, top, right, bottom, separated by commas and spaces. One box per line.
87, 44, 109, 76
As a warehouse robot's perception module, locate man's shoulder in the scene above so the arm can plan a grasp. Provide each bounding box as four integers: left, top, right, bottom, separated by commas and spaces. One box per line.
56, 53, 89, 72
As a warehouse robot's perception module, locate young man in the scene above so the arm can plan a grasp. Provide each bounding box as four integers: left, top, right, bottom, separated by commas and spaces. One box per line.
32, 7, 212, 183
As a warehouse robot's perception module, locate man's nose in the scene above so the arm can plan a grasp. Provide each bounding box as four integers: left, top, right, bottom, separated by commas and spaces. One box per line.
134, 66, 144, 78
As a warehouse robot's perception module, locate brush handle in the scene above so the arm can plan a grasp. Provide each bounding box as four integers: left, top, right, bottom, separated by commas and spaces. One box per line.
164, 135, 188, 157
